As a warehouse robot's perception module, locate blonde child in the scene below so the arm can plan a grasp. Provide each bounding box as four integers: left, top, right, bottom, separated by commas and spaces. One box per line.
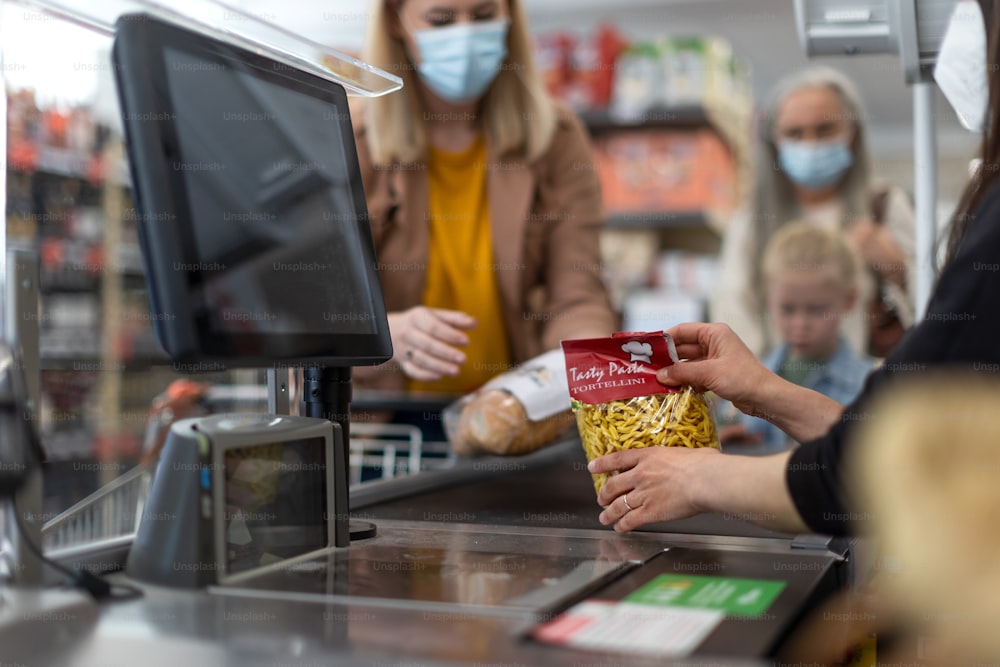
724, 222, 874, 450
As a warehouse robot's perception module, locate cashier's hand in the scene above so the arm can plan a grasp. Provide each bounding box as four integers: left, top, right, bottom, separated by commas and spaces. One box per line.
658, 323, 775, 417
591, 446, 722, 532
388, 307, 476, 382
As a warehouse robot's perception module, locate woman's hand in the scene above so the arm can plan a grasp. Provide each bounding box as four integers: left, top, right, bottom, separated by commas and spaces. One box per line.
387, 307, 476, 381
847, 218, 907, 288
662, 322, 843, 444
591, 446, 810, 534
591, 446, 721, 532
659, 323, 777, 418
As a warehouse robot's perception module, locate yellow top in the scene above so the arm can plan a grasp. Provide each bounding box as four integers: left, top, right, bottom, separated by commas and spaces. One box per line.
406, 135, 512, 395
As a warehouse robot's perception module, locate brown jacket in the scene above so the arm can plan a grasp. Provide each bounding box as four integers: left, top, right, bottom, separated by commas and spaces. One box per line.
354, 105, 616, 391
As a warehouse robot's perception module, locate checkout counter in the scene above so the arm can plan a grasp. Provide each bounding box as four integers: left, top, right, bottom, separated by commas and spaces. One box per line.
1, 437, 849, 666
0, 1, 878, 664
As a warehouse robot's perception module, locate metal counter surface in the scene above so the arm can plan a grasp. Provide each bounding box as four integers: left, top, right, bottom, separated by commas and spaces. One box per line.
0, 438, 844, 665
1, 520, 836, 667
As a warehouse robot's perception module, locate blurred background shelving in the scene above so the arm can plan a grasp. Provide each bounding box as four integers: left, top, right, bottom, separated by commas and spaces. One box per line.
5, 86, 250, 514
4, 12, 751, 509
3, 0, 983, 517
533, 25, 751, 330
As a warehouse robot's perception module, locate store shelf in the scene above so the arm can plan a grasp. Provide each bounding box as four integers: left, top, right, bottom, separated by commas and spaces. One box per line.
122, 337, 172, 366
8, 142, 130, 187
41, 359, 170, 373
605, 210, 717, 230
40, 337, 170, 370
42, 430, 96, 461
353, 389, 458, 414
120, 273, 150, 292
40, 270, 101, 293
39, 274, 145, 295
579, 103, 749, 169
579, 105, 711, 132
41, 358, 101, 372
40, 339, 102, 362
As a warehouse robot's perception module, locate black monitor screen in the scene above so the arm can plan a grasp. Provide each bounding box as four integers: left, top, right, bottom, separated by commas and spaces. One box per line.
113, 15, 391, 367
163, 48, 376, 338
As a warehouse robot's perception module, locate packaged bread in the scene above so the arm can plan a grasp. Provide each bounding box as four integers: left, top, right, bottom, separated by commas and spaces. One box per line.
562, 331, 720, 496
443, 350, 575, 456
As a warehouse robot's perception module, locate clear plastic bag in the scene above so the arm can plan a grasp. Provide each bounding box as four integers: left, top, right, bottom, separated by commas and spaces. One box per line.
562, 332, 720, 495
443, 350, 575, 457
574, 387, 719, 495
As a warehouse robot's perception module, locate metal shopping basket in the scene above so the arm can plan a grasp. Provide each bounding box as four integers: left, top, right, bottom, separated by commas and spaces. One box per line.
349, 422, 455, 484
41, 463, 154, 553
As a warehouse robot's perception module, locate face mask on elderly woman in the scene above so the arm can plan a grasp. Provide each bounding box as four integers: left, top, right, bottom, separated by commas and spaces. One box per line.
935, 0, 989, 133
778, 139, 854, 191
412, 19, 510, 103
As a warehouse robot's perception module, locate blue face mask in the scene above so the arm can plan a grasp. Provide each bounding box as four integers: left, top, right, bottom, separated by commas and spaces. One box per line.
778, 140, 854, 190
413, 19, 510, 103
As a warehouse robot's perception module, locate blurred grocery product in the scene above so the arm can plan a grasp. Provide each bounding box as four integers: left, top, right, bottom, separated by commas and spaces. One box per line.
593, 128, 737, 215
536, 27, 752, 132
534, 25, 750, 332
621, 289, 705, 333
654, 250, 718, 299
536, 24, 627, 111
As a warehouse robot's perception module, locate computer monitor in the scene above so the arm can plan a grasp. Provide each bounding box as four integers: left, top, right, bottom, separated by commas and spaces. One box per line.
112, 13, 392, 368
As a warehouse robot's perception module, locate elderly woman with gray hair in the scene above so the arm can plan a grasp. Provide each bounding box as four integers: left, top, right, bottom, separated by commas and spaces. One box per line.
711, 66, 916, 359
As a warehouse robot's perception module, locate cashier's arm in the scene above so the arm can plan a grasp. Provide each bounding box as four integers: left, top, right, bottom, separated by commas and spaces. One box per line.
591, 448, 809, 534
589, 322, 846, 534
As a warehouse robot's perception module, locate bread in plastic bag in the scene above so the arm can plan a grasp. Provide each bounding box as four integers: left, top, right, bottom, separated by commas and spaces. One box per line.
443, 350, 575, 456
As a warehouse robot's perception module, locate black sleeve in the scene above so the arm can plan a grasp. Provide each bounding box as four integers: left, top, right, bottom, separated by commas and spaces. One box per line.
787, 183, 1000, 535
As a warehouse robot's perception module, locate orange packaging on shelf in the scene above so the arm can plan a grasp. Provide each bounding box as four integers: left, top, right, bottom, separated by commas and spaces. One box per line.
44, 108, 69, 149
593, 128, 736, 215
7, 139, 38, 172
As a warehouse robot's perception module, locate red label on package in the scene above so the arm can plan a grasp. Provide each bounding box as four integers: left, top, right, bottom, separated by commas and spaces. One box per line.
561, 331, 679, 405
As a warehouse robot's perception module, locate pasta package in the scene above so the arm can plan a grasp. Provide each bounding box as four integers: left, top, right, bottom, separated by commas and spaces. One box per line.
561, 331, 720, 496
443, 350, 576, 457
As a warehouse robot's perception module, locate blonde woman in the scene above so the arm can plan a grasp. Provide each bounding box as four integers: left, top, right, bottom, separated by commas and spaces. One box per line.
353, 0, 616, 396
711, 66, 916, 359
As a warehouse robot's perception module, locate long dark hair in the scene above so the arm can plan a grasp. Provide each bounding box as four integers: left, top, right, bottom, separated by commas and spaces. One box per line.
945, 0, 1000, 263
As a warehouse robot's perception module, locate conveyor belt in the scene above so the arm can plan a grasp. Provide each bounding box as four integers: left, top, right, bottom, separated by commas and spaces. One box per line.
2, 440, 847, 666
354, 439, 791, 539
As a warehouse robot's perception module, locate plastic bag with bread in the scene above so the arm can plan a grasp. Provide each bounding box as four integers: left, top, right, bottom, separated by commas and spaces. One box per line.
443, 350, 575, 456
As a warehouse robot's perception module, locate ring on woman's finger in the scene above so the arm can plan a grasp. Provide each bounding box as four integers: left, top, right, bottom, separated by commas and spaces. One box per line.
622, 494, 633, 512
405, 349, 414, 360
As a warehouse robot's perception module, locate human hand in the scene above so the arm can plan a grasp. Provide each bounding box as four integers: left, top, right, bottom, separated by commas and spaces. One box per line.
589, 446, 722, 532
847, 219, 907, 287
387, 307, 476, 381
658, 323, 777, 418
846, 218, 878, 252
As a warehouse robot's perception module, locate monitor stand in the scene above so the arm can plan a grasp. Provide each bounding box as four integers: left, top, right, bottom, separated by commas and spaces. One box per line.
301, 367, 376, 545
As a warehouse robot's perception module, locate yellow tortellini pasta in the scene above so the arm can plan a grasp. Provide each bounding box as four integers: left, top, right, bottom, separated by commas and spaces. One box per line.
574, 388, 720, 495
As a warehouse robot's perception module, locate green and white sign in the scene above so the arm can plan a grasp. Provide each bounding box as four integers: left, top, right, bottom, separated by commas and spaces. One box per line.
625, 574, 786, 617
